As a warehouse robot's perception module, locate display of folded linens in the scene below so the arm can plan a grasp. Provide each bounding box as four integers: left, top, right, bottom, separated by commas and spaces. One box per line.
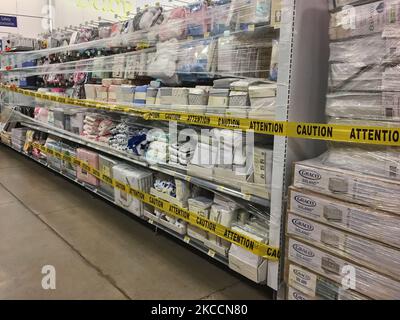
187, 196, 213, 242
191, 142, 219, 168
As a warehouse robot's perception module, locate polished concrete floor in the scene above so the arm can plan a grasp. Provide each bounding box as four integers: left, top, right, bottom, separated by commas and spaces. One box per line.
0, 144, 272, 300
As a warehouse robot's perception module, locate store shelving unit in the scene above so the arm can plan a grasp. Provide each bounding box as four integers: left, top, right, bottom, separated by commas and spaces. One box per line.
3, 142, 230, 266
267, 0, 329, 291
0, 0, 330, 293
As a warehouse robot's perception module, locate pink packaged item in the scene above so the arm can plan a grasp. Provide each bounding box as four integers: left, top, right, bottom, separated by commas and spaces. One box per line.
34, 107, 49, 123
76, 148, 100, 186
186, 2, 210, 37
159, 7, 187, 41
50, 88, 65, 94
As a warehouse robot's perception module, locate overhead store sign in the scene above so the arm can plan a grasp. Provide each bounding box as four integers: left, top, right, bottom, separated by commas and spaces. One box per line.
0, 15, 18, 28
75, 0, 135, 19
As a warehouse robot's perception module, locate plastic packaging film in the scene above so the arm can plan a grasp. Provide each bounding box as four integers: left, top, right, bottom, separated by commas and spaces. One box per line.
4, 0, 400, 294
0, 1, 286, 285
285, 0, 400, 300
0, 1, 278, 80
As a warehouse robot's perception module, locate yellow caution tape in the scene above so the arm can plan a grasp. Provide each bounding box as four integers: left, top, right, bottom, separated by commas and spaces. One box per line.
31, 142, 280, 261
3, 84, 400, 146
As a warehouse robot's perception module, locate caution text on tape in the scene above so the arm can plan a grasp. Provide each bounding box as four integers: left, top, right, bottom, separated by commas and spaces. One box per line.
31, 142, 280, 261
3, 84, 400, 146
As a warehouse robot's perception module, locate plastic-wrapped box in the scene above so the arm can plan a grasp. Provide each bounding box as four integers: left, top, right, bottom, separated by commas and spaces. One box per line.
98, 155, 118, 199
112, 164, 153, 217
45, 139, 62, 171
329, 1, 385, 40
287, 237, 400, 300
228, 223, 269, 283
76, 148, 99, 186
288, 187, 400, 249
112, 55, 126, 78
287, 212, 400, 280
286, 263, 368, 300
61, 144, 77, 178
84, 84, 98, 101
116, 85, 135, 104
292, 155, 400, 214
208, 89, 230, 107
187, 197, 213, 243
134, 85, 148, 105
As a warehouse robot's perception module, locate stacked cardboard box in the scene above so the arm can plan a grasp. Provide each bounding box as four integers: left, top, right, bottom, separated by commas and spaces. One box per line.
285, 0, 400, 300
327, 0, 400, 121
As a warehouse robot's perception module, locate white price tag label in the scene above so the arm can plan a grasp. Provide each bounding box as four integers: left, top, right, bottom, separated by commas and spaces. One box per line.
208, 249, 216, 258
148, 219, 154, 225
184, 236, 190, 244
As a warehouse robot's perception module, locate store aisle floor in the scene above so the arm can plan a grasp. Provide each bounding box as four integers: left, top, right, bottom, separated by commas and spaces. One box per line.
0, 145, 272, 300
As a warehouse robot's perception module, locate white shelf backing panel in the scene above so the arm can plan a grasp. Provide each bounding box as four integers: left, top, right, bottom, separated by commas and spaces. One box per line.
268, 0, 330, 291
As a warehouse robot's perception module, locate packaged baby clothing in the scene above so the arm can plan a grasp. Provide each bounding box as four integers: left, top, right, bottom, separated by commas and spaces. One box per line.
76, 148, 100, 186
